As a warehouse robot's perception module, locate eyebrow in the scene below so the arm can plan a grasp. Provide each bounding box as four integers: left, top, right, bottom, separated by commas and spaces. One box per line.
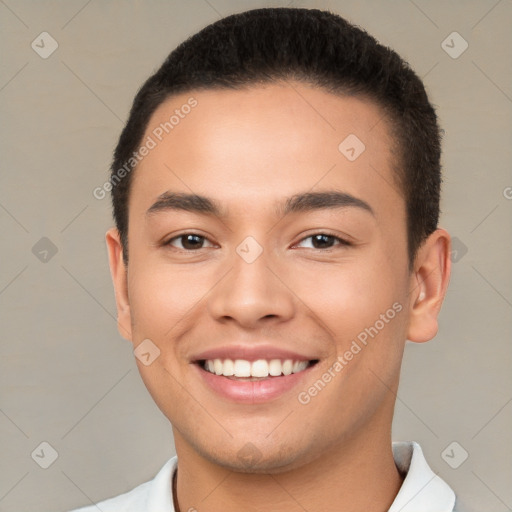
146, 190, 375, 218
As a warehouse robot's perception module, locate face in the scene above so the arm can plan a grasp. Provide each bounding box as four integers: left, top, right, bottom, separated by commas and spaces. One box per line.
109, 82, 422, 473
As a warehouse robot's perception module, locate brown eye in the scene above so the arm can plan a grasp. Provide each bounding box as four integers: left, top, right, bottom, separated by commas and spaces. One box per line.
166, 233, 213, 251
296, 233, 351, 250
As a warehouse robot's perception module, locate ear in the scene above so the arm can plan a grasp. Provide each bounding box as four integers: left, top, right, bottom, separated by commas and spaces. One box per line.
407, 228, 452, 343
105, 227, 133, 341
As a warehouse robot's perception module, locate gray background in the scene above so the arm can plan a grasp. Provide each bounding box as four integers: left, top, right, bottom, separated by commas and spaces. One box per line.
0, 1, 510, 511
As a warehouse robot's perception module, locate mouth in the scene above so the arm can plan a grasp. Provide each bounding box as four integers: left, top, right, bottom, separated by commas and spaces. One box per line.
192, 357, 320, 403
197, 358, 319, 380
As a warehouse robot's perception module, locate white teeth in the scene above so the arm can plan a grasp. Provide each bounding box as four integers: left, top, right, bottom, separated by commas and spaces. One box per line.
251, 359, 269, 378
202, 358, 311, 377
282, 360, 293, 376
233, 359, 251, 377
222, 358, 234, 376
269, 359, 282, 376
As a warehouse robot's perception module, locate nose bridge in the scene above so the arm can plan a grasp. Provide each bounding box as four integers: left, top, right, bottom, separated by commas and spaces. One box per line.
207, 237, 295, 326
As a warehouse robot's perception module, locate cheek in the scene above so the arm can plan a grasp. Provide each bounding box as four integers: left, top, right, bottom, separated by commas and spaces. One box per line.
289, 250, 408, 385
128, 262, 206, 336
292, 255, 398, 334
291, 259, 406, 434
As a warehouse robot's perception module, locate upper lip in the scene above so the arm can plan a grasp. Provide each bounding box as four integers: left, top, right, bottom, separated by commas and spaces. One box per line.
191, 345, 318, 363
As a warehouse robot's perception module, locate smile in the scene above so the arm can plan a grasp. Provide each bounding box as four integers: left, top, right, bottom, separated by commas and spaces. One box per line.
201, 358, 315, 379
193, 357, 319, 403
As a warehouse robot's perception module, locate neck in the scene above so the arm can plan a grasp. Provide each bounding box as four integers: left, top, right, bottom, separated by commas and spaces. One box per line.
171, 424, 403, 512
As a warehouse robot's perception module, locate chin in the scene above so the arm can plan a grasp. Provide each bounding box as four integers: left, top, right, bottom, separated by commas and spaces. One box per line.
191, 435, 318, 474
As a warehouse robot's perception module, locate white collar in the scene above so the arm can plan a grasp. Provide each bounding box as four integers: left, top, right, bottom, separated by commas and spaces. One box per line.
145, 441, 455, 511
389, 441, 455, 511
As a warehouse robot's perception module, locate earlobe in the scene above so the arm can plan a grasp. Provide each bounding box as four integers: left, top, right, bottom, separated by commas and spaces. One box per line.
407, 229, 452, 344
105, 227, 133, 341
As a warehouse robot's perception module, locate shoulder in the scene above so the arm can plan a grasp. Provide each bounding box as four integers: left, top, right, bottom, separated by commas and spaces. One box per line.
66, 456, 177, 512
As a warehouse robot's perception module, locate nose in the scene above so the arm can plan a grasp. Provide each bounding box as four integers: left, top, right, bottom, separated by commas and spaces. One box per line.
207, 245, 296, 329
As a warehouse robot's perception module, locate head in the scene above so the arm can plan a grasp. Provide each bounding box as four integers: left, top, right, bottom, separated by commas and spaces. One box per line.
106, 8, 451, 473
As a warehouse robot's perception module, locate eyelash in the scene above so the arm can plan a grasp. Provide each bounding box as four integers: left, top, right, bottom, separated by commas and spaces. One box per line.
164, 232, 352, 252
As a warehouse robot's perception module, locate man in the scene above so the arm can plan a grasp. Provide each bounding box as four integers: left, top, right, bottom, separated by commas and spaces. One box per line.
72, 7, 460, 511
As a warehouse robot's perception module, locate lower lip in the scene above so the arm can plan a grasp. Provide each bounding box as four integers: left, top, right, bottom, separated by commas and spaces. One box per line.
194, 363, 316, 404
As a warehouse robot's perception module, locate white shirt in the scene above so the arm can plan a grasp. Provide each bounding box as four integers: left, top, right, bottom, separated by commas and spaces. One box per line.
69, 442, 459, 511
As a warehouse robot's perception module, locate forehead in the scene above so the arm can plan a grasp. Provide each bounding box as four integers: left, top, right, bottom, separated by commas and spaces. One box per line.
129, 82, 402, 218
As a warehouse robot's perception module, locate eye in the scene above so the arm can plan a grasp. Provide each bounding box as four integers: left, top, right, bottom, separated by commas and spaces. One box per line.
165, 233, 215, 251
295, 233, 352, 250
